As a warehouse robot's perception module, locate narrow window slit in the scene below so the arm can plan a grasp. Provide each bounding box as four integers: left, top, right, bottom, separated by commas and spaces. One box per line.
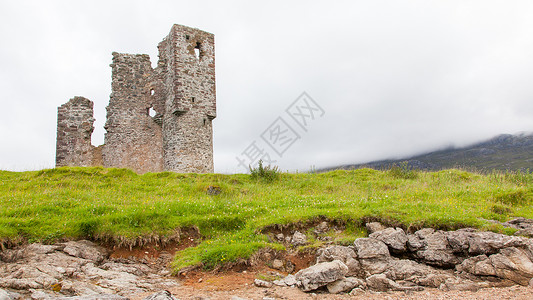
194, 42, 201, 60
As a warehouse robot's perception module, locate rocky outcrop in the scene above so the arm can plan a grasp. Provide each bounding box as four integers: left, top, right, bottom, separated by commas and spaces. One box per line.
0, 240, 178, 299
294, 260, 348, 291
289, 220, 533, 294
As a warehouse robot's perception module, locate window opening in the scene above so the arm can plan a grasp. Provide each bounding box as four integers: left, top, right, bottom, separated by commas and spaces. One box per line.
148, 107, 156, 117
194, 42, 201, 60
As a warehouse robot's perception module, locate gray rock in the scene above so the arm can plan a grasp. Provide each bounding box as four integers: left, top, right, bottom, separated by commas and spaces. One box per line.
459, 246, 533, 285
446, 228, 527, 256
272, 279, 286, 287
326, 277, 365, 294
407, 234, 423, 251
295, 260, 349, 291
314, 221, 330, 234
353, 238, 390, 259
253, 279, 272, 288
275, 233, 284, 241
142, 290, 177, 300
365, 222, 386, 234
316, 245, 361, 276
369, 227, 408, 252
414, 230, 459, 267
440, 280, 481, 292
0, 241, 177, 298
60, 294, 130, 300
365, 274, 423, 292
0, 289, 20, 300
29, 289, 54, 300
62, 240, 108, 263
290, 231, 308, 246
271, 259, 284, 270
283, 274, 297, 286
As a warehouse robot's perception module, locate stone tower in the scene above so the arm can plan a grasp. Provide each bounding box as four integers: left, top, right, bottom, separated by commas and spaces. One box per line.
55, 24, 216, 173
158, 25, 216, 173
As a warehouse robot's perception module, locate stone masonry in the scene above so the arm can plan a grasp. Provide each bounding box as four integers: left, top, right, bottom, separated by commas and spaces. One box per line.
55, 24, 216, 173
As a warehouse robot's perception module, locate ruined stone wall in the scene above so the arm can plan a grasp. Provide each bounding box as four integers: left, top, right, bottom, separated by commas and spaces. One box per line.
55, 97, 97, 167
159, 25, 216, 173
56, 24, 216, 174
102, 53, 164, 173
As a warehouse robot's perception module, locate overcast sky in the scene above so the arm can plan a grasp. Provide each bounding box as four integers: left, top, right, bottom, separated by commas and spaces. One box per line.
1, 0, 533, 173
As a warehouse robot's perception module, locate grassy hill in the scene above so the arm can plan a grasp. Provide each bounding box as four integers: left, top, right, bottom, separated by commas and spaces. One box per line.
1, 167, 532, 271
328, 132, 533, 172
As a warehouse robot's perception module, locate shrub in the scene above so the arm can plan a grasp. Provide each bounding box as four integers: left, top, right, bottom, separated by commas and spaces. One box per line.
249, 160, 280, 182
388, 161, 418, 180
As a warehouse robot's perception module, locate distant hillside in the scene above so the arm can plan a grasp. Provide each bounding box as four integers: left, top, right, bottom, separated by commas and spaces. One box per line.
328, 132, 533, 172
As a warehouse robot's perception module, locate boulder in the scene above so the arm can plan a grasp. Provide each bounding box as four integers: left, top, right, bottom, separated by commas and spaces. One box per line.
62, 240, 108, 263
253, 279, 272, 288
365, 274, 422, 292
283, 274, 297, 286
326, 277, 365, 294
316, 245, 361, 276
295, 260, 349, 291
353, 238, 389, 259
369, 227, 408, 252
413, 230, 460, 267
290, 231, 307, 246
458, 247, 533, 285
365, 222, 386, 234
0, 289, 20, 300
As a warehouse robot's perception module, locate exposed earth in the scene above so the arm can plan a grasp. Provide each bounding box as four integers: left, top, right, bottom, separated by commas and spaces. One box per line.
2, 219, 533, 299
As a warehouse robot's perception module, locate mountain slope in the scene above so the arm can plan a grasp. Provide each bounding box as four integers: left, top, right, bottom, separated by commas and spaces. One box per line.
329, 132, 533, 172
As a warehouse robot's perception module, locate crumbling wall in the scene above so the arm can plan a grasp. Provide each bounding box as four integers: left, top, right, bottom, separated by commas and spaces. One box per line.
159, 24, 216, 173
55, 97, 97, 167
55, 24, 216, 174
102, 53, 164, 173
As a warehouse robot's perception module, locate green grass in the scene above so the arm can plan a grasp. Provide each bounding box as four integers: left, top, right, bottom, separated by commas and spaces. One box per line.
1, 167, 532, 272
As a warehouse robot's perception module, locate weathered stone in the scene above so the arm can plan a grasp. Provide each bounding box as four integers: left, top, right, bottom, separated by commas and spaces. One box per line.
365, 222, 386, 234
253, 279, 272, 288
290, 231, 308, 246
0, 289, 20, 300
283, 274, 297, 286
271, 259, 284, 270
56, 24, 216, 174
365, 274, 423, 292
0, 241, 177, 298
369, 227, 408, 252
326, 277, 365, 294
62, 240, 108, 263
295, 260, 349, 292
413, 230, 460, 267
55, 97, 97, 167
314, 222, 330, 234
407, 234, 423, 251
490, 247, 533, 285
60, 294, 130, 300
353, 238, 390, 259
142, 290, 178, 300
316, 245, 361, 276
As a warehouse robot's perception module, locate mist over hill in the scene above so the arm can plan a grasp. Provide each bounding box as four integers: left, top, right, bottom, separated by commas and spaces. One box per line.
326, 132, 533, 172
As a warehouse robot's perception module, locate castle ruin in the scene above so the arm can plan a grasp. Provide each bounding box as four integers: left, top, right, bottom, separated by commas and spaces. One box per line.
55, 24, 216, 173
